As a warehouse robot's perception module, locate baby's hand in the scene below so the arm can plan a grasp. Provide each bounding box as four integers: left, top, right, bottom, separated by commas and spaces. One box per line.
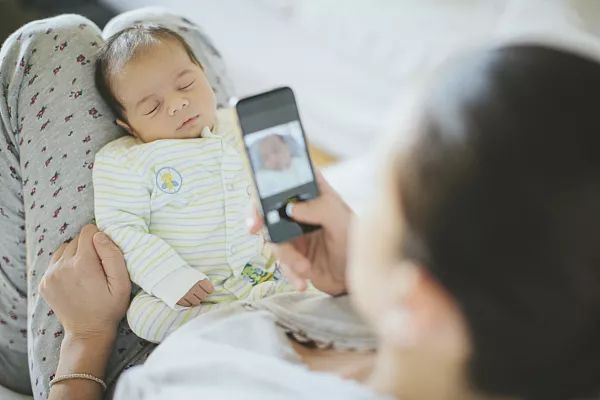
176, 279, 214, 307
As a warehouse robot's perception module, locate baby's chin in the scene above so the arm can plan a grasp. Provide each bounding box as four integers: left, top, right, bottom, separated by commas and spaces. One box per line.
185, 128, 203, 139
175, 126, 203, 139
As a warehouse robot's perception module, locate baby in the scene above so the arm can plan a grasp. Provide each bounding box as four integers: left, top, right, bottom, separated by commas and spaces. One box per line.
254, 134, 314, 197
93, 25, 290, 343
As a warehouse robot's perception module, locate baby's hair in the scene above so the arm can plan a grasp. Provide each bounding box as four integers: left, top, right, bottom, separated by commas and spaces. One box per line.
95, 24, 201, 122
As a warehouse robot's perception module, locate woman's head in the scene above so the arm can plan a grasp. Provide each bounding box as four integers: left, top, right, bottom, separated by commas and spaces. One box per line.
351, 45, 600, 399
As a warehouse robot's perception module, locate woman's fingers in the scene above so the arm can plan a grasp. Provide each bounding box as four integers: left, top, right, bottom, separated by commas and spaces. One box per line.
76, 224, 100, 262
61, 234, 80, 259
51, 242, 68, 263
52, 225, 98, 265
273, 242, 310, 291
93, 232, 129, 284
280, 263, 308, 291
314, 169, 332, 192
273, 242, 311, 276
248, 208, 264, 235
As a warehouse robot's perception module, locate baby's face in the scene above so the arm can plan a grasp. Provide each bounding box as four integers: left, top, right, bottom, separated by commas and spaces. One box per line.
260, 135, 292, 170
112, 38, 216, 142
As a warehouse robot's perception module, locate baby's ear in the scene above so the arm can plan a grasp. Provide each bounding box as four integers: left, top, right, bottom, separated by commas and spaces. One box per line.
116, 119, 134, 136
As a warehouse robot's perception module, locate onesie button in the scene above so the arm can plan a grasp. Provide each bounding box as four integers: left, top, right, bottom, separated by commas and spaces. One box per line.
226, 183, 235, 191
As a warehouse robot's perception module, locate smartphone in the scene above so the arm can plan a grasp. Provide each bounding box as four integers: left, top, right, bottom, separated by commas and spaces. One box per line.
235, 87, 321, 243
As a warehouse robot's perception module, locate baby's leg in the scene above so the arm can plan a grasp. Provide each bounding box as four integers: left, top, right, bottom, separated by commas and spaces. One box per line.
0, 15, 156, 399
128, 269, 295, 343
102, 7, 235, 108
127, 291, 225, 343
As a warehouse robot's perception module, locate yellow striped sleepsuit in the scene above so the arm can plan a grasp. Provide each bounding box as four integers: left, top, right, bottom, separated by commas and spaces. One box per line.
93, 108, 293, 343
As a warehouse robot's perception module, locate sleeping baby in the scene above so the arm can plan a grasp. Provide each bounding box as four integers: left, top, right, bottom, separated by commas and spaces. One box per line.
92, 24, 292, 343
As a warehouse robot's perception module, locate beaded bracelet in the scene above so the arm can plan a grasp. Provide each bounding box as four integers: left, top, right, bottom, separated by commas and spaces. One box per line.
50, 373, 107, 391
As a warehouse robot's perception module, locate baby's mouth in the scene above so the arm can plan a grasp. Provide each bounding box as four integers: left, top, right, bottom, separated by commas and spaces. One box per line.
177, 114, 200, 130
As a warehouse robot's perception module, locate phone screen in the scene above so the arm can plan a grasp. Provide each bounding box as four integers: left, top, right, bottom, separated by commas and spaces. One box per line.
236, 87, 320, 242
246, 121, 313, 198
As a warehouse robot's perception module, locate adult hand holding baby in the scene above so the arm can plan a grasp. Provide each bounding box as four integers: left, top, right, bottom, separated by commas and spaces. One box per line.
39, 224, 131, 337
39, 225, 131, 399
176, 279, 214, 307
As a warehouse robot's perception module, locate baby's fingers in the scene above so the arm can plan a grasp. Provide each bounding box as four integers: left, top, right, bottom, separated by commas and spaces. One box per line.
186, 291, 203, 305
177, 298, 192, 307
189, 283, 210, 302
198, 279, 214, 294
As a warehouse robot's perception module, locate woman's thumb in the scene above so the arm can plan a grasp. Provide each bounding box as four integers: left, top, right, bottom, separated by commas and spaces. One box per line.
286, 198, 324, 225
93, 232, 129, 280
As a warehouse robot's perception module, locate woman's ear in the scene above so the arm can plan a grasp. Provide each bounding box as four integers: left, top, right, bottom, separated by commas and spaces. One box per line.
116, 119, 135, 136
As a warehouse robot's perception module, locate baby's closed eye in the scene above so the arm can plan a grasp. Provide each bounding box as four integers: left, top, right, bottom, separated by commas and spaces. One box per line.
178, 79, 195, 90
144, 102, 161, 115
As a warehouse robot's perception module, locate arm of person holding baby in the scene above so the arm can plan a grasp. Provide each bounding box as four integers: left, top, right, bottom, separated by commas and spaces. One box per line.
39, 225, 130, 400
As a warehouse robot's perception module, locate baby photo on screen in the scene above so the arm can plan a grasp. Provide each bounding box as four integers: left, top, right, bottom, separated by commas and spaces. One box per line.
246, 121, 314, 198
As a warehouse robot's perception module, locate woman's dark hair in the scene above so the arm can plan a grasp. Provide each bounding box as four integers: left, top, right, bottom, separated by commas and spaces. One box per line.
95, 24, 201, 122
399, 45, 600, 399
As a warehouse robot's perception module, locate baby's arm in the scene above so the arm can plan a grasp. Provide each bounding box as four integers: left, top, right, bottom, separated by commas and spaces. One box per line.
93, 151, 210, 309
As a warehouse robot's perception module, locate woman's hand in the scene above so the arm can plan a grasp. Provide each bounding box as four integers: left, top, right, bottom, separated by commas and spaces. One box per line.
39, 224, 131, 339
250, 171, 352, 295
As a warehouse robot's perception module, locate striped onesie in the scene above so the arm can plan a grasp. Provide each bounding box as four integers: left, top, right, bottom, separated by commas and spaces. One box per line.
93, 108, 292, 343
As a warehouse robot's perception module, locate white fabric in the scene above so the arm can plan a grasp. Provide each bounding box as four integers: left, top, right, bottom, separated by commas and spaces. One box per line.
114, 307, 386, 400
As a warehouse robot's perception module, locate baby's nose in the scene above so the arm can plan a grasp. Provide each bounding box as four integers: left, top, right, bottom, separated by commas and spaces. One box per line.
169, 98, 189, 116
